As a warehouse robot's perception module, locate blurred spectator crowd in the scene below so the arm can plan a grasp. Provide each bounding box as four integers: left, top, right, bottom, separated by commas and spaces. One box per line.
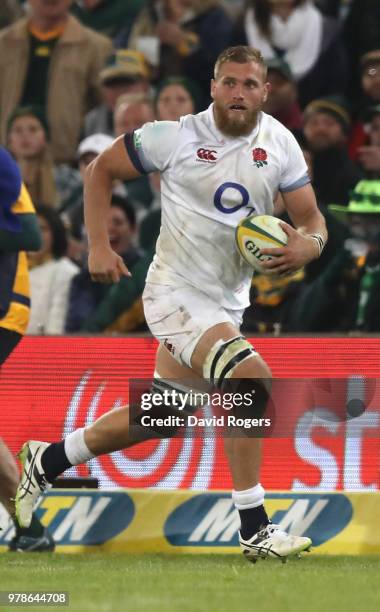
1, 0, 380, 335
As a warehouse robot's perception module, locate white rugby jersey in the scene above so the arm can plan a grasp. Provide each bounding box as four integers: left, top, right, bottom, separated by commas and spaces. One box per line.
124, 104, 309, 309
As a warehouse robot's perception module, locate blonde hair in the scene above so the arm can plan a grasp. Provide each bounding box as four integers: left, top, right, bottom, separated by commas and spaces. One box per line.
214, 46, 267, 79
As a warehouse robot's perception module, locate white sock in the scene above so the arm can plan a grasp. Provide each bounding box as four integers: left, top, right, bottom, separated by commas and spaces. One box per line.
232, 483, 265, 510
64, 428, 95, 466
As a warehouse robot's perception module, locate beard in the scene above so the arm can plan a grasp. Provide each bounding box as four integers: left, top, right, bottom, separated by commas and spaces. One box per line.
213, 100, 259, 137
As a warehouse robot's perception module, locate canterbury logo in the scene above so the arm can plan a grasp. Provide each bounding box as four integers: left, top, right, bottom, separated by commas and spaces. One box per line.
197, 148, 217, 162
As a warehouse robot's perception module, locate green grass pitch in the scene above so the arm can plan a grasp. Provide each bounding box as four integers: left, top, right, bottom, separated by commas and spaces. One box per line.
1, 554, 379, 612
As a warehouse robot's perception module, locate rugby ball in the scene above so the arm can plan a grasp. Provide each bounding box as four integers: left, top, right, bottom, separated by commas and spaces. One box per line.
235, 215, 287, 273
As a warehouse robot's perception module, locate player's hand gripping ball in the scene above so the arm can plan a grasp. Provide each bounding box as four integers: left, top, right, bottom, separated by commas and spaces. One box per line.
235, 215, 288, 274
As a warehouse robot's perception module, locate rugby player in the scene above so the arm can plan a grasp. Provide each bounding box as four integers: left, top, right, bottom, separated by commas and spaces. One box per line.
0, 146, 54, 551
15, 46, 327, 562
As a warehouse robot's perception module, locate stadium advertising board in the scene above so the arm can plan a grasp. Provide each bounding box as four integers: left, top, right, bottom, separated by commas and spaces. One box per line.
1, 490, 379, 554
0, 337, 380, 490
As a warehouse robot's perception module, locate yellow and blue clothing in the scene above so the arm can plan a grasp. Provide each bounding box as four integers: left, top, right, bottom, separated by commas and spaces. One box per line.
0, 147, 41, 337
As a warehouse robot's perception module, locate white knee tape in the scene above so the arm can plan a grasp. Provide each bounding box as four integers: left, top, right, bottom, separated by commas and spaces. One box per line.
203, 336, 255, 385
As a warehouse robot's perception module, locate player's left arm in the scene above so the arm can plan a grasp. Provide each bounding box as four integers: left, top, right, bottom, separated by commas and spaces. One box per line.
261, 183, 327, 275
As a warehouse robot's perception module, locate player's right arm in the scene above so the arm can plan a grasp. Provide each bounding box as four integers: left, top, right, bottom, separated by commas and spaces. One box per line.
84, 135, 142, 284
85, 122, 180, 284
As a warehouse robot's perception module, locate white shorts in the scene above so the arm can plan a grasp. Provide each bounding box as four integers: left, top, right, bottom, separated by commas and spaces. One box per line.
143, 282, 244, 368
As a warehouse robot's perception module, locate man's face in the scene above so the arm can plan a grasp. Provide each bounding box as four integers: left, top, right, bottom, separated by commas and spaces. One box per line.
28, 0, 73, 20
304, 112, 346, 152
211, 61, 269, 137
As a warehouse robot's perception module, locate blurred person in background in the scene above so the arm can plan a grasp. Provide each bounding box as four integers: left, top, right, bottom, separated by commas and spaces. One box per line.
357, 105, 380, 178
0, 0, 112, 163
71, 0, 145, 40
113, 94, 156, 137
344, 0, 380, 101
0, 146, 54, 551
155, 76, 202, 120
232, 0, 348, 107
65, 195, 143, 332
7, 106, 58, 208
360, 51, 380, 112
84, 50, 151, 138
262, 57, 302, 131
127, 0, 233, 105
27, 204, 79, 334
0, 0, 23, 29
303, 96, 363, 206
289, 180, 380, 331
349, 49, 380, 158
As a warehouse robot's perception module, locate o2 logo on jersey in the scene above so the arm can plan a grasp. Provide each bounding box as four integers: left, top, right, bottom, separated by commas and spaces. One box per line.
214, 182, 255, 215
